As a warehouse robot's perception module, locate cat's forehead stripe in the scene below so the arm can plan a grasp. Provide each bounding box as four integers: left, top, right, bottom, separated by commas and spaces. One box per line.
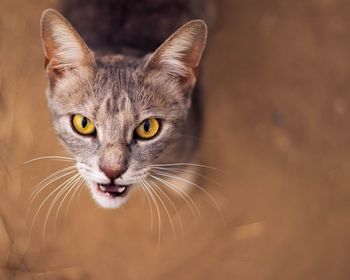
104, 91, 124, 115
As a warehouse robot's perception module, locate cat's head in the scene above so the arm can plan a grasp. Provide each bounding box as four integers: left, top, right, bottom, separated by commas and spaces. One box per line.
40, 9, 207, 208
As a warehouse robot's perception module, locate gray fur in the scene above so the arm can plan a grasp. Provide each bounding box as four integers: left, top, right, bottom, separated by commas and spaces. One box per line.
41, 9, 206, 208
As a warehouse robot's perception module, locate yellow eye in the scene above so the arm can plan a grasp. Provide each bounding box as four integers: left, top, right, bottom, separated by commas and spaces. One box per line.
135, 118, 160, 139
72, 114, 96, 135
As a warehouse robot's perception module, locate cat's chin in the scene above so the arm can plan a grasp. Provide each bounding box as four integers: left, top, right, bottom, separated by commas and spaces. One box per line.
88, 182, 130, 209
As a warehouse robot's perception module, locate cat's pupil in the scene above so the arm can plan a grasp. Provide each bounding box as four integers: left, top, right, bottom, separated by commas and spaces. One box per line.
82, 117, 88, 128
143, 120, 150, 132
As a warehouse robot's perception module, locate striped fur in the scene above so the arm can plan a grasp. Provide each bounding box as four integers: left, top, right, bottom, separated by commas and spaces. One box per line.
41, 7, 207, 208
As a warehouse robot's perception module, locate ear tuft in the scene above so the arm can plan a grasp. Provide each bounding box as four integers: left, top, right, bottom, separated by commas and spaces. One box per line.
40, 9, 95, 78
145, 20, 207, 78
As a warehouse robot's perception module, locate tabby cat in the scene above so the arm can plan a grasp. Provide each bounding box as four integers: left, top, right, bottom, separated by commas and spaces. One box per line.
40, 0, 209, 208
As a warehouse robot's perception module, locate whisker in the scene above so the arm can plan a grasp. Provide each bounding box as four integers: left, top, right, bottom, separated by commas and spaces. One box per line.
54, 177, 83, 231
23, 156, 75, 165
27, 165, 76, 201
150, 174, 200, 217
138, 183, 145, 207
29, 172, 78, 239
42, 174, 80, 240
65, 177, 84, 221
151, 166, 221, 187
27, 167, 77, 215
141, 180, 161, 248
153, 171, 225, 224
148, 179, 185, 240
148, 179, 179, 216
138, 183, 154, 229
150, 163, 223, 172
144, 179, 176, 239
76, 180, 85, 203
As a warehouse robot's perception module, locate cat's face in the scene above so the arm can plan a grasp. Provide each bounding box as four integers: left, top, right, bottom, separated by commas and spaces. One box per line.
40, 9, 207, 208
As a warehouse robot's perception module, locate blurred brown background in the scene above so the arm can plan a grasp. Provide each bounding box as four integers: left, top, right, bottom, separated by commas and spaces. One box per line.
1, 0, 350, 279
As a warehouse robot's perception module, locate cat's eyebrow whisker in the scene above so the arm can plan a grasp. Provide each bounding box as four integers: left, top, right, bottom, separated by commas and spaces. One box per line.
23, 156, 75, 165
42, 174, 81, 240
151, 166, 221, 187
143, 179, 176, 239
140, 180, 161, 248
150, 163, 223, 172
150, 174, 200, 217
152, 171, 225, 224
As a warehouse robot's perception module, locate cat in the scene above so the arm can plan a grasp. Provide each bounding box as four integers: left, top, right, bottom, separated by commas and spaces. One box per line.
40, 0, 209, 209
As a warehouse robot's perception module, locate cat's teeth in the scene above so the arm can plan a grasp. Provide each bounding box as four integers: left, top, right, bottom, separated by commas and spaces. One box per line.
118, 186, 126, 193
99, 185, 107, 192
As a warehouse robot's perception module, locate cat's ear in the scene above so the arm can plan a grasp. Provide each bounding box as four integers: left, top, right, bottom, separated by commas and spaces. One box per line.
144, 20, 207, 81
40, 9, 95, 82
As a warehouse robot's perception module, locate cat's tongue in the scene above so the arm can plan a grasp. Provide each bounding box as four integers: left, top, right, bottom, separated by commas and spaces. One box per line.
97, 183, 128, 197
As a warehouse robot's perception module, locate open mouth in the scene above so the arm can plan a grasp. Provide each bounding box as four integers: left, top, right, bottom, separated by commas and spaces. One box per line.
96, 183, 130, 198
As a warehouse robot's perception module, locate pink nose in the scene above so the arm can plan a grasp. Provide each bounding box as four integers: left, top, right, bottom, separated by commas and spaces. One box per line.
100, 166, 125, 181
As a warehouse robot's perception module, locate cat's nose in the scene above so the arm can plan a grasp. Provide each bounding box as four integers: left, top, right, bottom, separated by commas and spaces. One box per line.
100, 166, 125, 181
